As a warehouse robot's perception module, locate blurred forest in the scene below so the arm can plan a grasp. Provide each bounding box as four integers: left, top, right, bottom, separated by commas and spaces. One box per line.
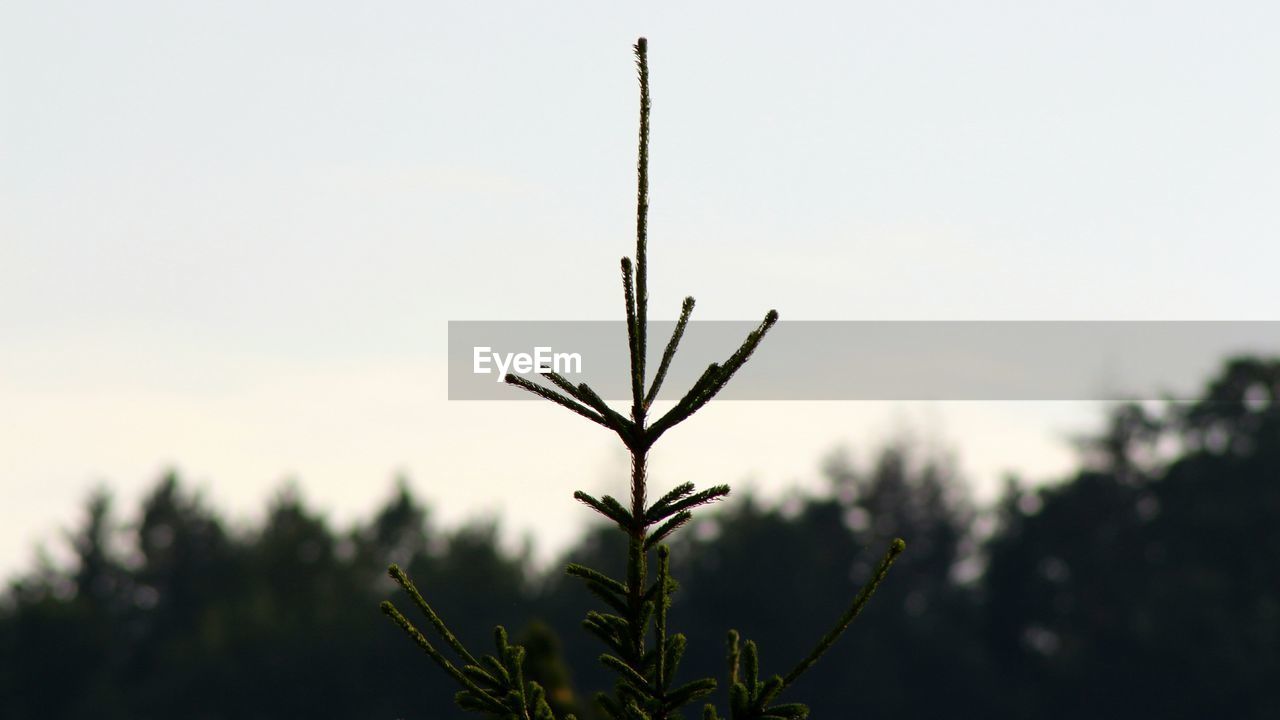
3, 357, 1279, 719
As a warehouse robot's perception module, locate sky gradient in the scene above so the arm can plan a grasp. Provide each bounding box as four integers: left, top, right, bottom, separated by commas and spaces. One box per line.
3, 2, 1278, 576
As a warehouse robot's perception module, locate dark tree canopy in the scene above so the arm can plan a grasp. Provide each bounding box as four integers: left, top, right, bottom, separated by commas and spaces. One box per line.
2, 357, 1278, 718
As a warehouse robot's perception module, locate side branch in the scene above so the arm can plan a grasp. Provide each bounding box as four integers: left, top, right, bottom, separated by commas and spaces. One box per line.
505, 373, 613, 430
621, 258, 643, 419
644, 296, 695, 410
388, 564, 479, 666
542, 371, 634, 439
380, 601, 507, 714
782, 538, 906, 688
644, 309, 778, 447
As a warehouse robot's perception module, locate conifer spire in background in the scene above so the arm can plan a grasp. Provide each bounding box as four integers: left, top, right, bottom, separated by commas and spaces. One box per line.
382, 37, 905, 720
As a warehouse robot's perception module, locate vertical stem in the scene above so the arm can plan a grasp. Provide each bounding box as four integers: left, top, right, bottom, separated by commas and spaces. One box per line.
623, 36, 654, 708
627, 445, 649, 660
655, 546, 670, 690
628, 38, 653, 665
630, 446, 648, 529
633, 37, 650, 422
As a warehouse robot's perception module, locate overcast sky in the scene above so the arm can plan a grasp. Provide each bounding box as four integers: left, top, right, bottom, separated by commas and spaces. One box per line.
3, 2, 1279, 577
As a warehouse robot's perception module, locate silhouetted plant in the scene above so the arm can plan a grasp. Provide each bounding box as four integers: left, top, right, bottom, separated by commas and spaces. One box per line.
381, 38, 905, 720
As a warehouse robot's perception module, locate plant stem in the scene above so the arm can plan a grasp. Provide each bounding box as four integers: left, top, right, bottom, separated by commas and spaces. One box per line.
634, 37, 650, 414
627, 443, 649, 662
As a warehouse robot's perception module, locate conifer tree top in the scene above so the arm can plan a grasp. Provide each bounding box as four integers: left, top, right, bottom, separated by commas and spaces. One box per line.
382, 38, 904, 720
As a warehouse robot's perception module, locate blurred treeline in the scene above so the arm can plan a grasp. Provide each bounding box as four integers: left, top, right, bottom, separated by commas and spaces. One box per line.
2, 357, 1279, 719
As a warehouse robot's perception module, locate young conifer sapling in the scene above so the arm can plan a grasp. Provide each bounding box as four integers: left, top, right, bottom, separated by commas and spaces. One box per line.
381, 38, 906, 720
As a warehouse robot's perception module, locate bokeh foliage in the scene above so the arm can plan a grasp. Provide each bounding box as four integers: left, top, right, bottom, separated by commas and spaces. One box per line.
3, 357, 1280, 718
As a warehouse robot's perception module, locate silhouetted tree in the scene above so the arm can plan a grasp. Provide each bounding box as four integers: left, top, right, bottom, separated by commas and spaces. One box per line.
983, 358, 1280, 719
380, 37, 904, 720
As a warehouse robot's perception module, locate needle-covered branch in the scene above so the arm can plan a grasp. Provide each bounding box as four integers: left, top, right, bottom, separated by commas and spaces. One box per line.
380, 601, 506, 713
543, 371, 634, 436
644, 512, 692, 551
645, 296, 695, 409
646, 485, 731, 525
383, 566, 584, 720
783, 538, 906, 687
567, 563, 630, 615
633, 37, 651, 411
621, 257, 643, 417
505, 374, 611, 429
719, 635, 808, 720
387, 564, 479, 667
573, 491, 634, 530
643, 363, 721, 446
654, 546, 673, 689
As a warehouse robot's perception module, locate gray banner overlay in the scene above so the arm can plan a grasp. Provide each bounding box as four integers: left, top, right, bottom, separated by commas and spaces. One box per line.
449, 321, 1280, 401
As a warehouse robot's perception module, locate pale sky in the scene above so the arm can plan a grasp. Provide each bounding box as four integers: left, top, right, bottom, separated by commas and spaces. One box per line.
3, 2, 1279, 577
